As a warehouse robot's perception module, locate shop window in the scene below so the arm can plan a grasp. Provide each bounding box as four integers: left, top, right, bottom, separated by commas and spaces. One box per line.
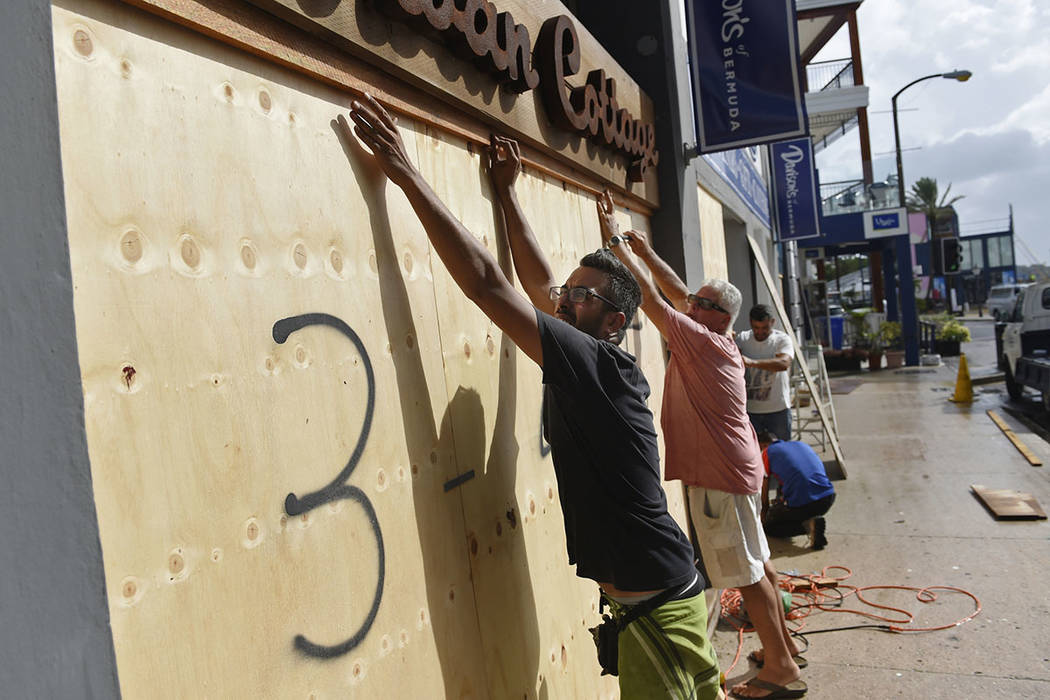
968, 239, 984, 269
988, 237, 1002, 268
999, 236, 1014, 266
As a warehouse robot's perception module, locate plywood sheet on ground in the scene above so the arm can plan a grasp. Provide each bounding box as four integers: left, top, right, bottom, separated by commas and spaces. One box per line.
971, 485, 1048, 520
53, 1, 678, 697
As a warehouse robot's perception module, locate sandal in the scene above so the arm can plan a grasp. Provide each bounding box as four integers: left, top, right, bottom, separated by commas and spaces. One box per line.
746, 651, 808, 669
730, 677, 807, 699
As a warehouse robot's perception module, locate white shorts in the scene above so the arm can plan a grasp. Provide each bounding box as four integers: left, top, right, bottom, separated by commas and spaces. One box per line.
688, 486, 770, 589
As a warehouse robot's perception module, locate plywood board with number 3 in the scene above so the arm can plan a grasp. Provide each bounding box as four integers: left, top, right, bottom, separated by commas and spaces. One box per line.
51, 0, 681, 698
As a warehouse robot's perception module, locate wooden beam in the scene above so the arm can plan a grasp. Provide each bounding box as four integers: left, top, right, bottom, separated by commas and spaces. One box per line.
987, 410, 1043, 466
118, 0, 659, 209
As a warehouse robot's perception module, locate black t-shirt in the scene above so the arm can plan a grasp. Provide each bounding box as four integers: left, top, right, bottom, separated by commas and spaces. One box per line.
537, 309, 697, 591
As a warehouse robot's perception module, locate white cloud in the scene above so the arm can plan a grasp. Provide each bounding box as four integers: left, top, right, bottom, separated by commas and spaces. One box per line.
989, 38, 1050, 74
987, 82, 1050, 143
813, 0, 1050, 260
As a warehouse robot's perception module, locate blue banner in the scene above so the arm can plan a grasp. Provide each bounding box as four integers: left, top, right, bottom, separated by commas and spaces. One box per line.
687, 0, 808, 152
770, 137, 820, 241
703, 147, 770, 228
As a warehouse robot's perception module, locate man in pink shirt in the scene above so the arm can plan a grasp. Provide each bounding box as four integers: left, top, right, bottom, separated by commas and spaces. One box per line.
598, 193, 805, 699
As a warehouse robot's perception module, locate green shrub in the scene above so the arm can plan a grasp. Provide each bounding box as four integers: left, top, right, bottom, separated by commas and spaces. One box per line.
936, 320, 971, 342
878, 321, 903, 350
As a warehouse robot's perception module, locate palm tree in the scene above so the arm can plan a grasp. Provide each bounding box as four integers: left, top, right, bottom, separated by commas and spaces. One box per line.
906, 177, 965, 235
907, 177, 964, 302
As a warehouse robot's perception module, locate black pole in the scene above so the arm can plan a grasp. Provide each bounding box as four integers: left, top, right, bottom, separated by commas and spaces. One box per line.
892, 73, 945, 207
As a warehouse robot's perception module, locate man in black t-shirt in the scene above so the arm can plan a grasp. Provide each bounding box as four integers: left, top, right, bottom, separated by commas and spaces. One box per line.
345, 99, 720, 699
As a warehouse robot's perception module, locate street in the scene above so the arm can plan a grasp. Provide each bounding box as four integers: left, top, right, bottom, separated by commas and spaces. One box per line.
957, 317, 997, 372
947, 318, 1050, 434
713, 319, 1050, 699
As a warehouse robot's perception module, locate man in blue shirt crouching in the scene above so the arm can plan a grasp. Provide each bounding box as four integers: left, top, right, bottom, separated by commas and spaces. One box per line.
758, 433, 835, 550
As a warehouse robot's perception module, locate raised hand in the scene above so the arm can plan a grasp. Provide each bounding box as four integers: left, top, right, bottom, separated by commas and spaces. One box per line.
624, 228, 650, 257
596, 189, 619, 245
488, 134, 521, 193
345, 94, 417, 188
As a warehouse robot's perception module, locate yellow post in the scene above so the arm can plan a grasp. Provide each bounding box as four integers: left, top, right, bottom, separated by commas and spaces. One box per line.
950, 353, 974, 403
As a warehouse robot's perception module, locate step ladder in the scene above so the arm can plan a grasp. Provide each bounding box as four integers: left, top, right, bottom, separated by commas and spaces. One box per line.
792, 343, 839, 451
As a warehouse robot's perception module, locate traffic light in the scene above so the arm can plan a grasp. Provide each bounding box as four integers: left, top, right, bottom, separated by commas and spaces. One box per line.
941, 238, 963, 274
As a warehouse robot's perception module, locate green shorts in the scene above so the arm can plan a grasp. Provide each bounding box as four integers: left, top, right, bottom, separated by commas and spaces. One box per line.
608, 592, 721, 700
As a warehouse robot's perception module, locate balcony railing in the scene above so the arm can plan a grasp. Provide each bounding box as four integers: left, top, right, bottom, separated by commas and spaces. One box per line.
806, 59, 855, 91
820, 179, 900, 216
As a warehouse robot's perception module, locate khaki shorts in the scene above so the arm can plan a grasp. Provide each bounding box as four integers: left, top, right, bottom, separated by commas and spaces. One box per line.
688, 486, 770, 589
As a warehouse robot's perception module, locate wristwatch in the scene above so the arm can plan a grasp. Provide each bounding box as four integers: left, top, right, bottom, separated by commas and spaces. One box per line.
605, 234, 630, 249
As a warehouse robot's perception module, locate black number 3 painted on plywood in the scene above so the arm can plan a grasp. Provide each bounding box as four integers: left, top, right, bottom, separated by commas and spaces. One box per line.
272, 313, 385, 659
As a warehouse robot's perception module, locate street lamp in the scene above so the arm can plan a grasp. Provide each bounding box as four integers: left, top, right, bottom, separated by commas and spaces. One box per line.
892, 70, 972, 207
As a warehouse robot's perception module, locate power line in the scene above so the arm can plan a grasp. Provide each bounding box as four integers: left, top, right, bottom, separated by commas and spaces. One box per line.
962, 217, 1011, 226
873, 147, 922, 157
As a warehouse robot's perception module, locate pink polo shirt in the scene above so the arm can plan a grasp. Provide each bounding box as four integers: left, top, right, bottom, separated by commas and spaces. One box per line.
659, 301, 764, 494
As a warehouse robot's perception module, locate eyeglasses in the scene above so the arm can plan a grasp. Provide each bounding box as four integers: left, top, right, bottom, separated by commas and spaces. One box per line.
549, 285, 621, 311
687, 294, 729, 315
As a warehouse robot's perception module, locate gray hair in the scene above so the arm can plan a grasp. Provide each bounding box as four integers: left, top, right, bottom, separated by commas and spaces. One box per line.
701, 279, 742, 326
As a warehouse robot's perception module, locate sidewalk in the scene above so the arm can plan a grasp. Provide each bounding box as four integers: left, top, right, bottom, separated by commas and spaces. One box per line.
713, 364, 1050, 699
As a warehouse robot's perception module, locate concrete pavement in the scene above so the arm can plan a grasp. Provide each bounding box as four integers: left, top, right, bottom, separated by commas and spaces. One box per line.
713, 362, 1050, 699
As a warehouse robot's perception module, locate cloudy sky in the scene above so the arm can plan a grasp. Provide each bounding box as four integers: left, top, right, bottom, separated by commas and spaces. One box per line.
814, 0, 1050, 264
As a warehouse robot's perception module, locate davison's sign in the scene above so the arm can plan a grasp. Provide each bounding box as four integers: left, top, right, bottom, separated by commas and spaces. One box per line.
770, 137, 820, 241
376, 0, 658, 180
686, 0, 808, 152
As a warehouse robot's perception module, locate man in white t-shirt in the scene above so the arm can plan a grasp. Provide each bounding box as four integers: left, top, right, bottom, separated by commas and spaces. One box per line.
735, 305, 793, 441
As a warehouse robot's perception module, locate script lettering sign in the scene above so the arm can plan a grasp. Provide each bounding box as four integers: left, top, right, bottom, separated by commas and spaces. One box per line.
770, 137, 820, 241
377, 1, 658, 180
687, 0, 808, 152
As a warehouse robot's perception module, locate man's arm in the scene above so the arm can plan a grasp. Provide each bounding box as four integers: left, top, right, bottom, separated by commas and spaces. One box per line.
596, 196, 690, 312
488, 135, 557, 310
742, 353, 792, 372
345, 95, 542, 366
595, 191, 674, 339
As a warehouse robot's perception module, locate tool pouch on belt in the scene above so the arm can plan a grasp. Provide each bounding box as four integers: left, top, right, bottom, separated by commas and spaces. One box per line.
588, 586, 679, 676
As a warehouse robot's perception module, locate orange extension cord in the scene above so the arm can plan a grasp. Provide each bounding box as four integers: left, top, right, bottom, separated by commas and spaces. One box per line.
718, 565, 982, 676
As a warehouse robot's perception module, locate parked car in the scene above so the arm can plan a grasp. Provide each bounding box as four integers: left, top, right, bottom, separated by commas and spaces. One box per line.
998, 282, 1050, 409
988, 283, 1031, 320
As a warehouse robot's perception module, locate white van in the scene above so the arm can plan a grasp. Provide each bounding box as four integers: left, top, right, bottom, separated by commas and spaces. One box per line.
988, 283, 1031, 320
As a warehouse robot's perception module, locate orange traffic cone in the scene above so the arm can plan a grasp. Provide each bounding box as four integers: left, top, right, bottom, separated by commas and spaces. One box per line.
949, 353, 974, 403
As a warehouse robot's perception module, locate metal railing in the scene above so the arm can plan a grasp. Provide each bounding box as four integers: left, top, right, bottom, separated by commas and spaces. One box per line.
811, 112, 860, 153
820, 179, 901, 216
919, 321, 938, 354
806, 59, 855, 91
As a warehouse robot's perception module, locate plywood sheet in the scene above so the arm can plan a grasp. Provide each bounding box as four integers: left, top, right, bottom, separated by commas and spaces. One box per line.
697, 184, 729, 282
971, 485, 1048, 520
52, 1, 676, 698
54, 1, 484, 696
